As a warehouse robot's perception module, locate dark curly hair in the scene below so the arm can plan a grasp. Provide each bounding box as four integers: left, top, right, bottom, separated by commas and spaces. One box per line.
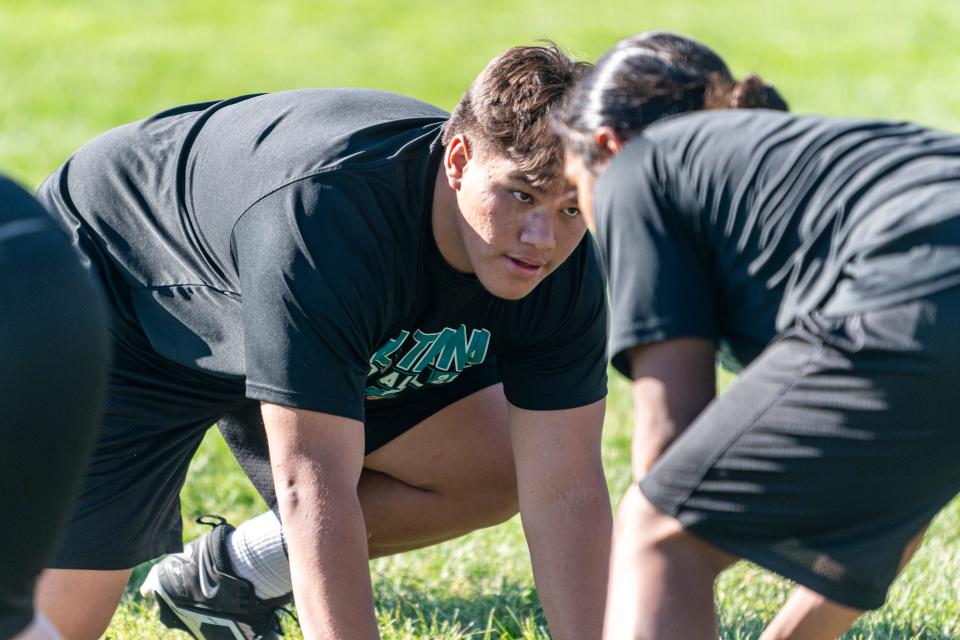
443, 44, 591, 188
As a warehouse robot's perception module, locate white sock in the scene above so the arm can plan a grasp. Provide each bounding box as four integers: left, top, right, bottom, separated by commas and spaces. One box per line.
226, 511, 292, 600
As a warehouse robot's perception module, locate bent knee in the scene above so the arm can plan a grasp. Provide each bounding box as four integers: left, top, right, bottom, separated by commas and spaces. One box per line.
465, 473, 520, 527
617, 484, 735, 573
618, 484, 679, 535
616, 484, 695, 551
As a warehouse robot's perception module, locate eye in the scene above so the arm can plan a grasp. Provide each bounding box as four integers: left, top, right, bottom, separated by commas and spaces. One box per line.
511, 191, 533, 204
561, 206, 580, 218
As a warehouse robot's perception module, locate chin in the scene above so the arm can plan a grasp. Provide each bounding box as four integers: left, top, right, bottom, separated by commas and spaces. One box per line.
477, 273, 541, 301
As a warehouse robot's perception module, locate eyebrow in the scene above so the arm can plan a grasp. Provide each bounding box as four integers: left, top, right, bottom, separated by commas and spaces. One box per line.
507, 173, 578, 198
507, 173, 543, 191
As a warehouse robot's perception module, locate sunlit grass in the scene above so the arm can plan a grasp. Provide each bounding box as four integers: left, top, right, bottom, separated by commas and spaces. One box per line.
5, 1, 959, 637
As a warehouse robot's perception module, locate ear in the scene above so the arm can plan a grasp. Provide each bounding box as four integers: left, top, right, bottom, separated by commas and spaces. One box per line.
444, 134, 473, 189
595, 126, 625, 156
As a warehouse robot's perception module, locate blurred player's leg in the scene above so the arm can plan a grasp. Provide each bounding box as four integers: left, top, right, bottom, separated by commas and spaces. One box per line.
759, 527, 928, 640
11, 612, 62, 640
34, 570, 131, 639
603, 485, 736, 640
760, 589, 862, 640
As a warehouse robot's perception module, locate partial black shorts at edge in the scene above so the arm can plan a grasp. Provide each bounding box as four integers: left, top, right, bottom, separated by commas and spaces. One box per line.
640, 287, 960, 610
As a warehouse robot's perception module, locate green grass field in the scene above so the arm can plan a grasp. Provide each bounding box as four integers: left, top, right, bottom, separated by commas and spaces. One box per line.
3, 1, 960, 638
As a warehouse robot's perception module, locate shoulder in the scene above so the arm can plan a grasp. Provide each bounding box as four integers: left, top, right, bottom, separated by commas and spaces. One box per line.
210, 88, 449, 153
233, 175, 424, 292
593, 137, 669, 243
236, 174, 424, 249
495, 234, 608, 408
196, 89, 446, 212
645, 108, 796, 143
597, 137, 660, 199
251, 88, 449, 120
595, 110, 800, 224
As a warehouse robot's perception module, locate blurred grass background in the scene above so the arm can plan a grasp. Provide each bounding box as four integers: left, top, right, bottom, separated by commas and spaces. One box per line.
3, 1, 959, 638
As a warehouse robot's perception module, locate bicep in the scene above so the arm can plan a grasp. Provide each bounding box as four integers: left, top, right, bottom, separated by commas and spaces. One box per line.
261, 404, 366, 491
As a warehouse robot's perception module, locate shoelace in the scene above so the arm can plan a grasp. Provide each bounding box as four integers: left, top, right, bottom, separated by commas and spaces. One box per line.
196, 514, 229, 529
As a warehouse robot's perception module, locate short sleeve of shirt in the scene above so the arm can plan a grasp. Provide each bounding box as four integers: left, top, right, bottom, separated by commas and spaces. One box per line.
233, 177, 394, 421
497, 236, 608, 411
595, 139, 718, 379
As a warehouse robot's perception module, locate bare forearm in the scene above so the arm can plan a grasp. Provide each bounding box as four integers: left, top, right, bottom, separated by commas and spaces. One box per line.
522, 489, 613, 640
262, 404, 378, 640
277, 476, 380, 640
628, 338, 717, 478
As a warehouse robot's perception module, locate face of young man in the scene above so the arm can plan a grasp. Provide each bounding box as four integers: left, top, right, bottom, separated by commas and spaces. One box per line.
435, 134, 585, 301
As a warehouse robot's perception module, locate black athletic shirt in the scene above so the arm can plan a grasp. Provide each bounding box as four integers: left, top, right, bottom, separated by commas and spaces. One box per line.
595, 110, 960, 376
44, 89, 607, 421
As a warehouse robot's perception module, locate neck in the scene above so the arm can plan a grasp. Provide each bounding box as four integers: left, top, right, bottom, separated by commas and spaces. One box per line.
430, 169, 473, 274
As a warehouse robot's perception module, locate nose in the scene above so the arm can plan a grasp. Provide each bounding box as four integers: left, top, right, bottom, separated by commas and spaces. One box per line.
519, 208, 555, 251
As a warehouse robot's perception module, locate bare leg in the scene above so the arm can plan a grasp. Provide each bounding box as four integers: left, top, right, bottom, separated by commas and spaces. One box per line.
760, 527, 928, 640
34, 568, 130, 640
359, 383, 517, 557
603, 485, 736, 640
759, 590, 862, 640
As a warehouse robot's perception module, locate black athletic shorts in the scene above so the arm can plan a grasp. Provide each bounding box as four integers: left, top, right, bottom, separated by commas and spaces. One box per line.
0, 214, 109, 637
641, 286, 960, 610
44, 193, 502, 571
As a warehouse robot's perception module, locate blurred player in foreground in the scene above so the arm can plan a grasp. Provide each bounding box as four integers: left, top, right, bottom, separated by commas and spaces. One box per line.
0, 176, 108, 640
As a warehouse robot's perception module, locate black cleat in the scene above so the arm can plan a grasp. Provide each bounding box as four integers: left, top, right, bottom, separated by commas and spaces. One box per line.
141, 516, 292, 639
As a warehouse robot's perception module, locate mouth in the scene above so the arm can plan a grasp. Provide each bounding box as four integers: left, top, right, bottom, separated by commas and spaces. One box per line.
505, 255, 545, 278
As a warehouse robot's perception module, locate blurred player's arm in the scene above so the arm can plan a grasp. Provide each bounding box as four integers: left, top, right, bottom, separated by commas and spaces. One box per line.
260, 403, 380, 640
627, 336, 716, 478
509, 399, 611, 640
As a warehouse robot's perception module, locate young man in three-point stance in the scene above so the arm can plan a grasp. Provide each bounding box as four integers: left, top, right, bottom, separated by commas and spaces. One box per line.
35, 46, 612, 640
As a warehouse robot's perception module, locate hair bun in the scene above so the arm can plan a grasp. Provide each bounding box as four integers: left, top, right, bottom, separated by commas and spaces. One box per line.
732, 75, 789, 111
